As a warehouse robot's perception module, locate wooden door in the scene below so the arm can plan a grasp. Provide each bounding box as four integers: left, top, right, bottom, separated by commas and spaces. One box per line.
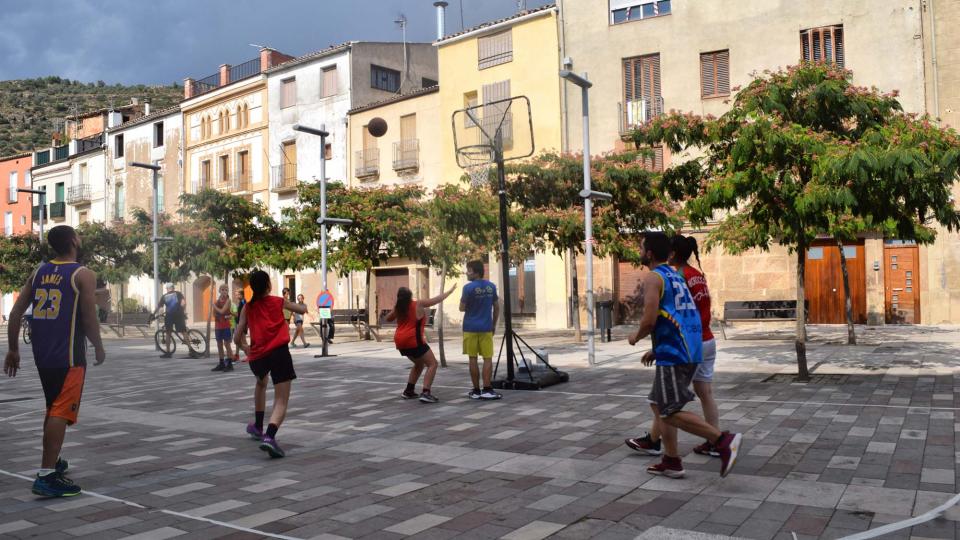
617, 261, 648, 323
193, 277, 212, 323
375, 268, 409, 318
804, 241, 867, 324
884, 244, 920, 324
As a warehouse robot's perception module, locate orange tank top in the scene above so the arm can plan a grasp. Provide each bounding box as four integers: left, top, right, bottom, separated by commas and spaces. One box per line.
393, 300, 426, 350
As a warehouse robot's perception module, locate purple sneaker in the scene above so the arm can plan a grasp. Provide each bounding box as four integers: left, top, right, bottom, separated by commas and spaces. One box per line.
246, 423, 263, 441
259, 436, 285, 458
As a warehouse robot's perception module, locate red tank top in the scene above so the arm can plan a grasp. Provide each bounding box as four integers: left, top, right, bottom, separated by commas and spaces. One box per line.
246, 295, 289, 360
393, 300, 426, 350
680, 265, 714, 342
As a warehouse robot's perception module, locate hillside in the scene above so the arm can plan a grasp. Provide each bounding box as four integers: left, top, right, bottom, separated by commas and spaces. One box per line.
0, 77, 182, 157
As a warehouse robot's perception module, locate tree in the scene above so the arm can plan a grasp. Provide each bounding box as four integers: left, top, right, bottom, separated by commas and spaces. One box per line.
634, 63, 960, 379
75, 220, 146, 318
0, 234, 43, 294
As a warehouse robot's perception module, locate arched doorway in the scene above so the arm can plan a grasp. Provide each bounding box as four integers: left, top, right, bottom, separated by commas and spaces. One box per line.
193, 276, 214, 323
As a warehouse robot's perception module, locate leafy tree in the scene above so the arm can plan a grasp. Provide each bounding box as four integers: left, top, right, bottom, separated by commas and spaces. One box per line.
75, 220, 146, 316
0, 234, 43, 294
634, 63, 960, 379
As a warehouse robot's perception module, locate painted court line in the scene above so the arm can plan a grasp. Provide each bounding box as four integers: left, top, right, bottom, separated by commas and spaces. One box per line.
0, 468, 305, 540
838, 491, 960, 539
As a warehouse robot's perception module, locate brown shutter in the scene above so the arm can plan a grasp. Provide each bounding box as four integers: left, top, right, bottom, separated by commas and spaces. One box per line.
700, 53, 715, 97
322, 67, 338, 97
623, 58, 635, 102
400, 114, 417, 142
834, 27, 844, 67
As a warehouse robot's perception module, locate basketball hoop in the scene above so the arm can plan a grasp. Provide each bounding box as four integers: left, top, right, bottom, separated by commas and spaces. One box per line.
457, 144, 494, 188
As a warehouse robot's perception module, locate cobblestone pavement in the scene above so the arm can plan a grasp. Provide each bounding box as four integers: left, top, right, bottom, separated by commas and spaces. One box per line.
1, 326, 959, 540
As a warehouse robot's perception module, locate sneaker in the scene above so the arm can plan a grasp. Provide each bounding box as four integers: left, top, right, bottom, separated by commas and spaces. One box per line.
467, 389, 482, 400
246, 423, 264, 441
222, 361, 234, 372
290, 343, 297, 348
647, 458, 685, 478
693, 441, 720, 457
418, 392, 439, 404
625, 434, 663, 456
716, 431, 743, 477
401, 390, 419, 400
480, 389, 502, 400
303, 342, 311, 348
32, 471, 81, 497
55, 457, 68, 474
211, 361, 225, 372
259, 436, 285, 458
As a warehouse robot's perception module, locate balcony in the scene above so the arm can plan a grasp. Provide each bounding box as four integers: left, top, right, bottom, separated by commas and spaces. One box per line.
7, 186, 17, 204
191, 178, 211, 195
32, 205, 46, 221
53, 145, 69, 162
192, 57, 262, 98
49, 201, 66, 220
355, 148, 380, 180
36, 150, 50, 166
76, 133, 103, 154
270, 164, 298, 193
218, 172, 251, 194
67, 184, 92, 205
618, 96, 665, 136
393, 140, 419, 173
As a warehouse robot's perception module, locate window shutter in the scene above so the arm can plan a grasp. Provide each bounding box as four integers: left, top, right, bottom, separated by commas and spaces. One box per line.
801, 31, 811, 61
700, 53, 715, 97
623, 58, 635, 101
716, 50, 730, 95
322, 67, 338, 97
281, 79, 296, 108
834, 27, 845, 67
801, 25, 844, 67
478, 30, 513, 69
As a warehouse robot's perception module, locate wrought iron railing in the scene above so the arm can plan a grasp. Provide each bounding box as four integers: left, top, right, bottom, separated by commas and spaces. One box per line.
32, 205, 46, 221
355, 149, 380, 179
229, 58, 261, 83
271, 164, 298, 191
619, 96, 664, 135
67, 184, 91, 204
53, 145, 69, 161
35, 150, 50, 166
193, 72, 221, 97
392, 140, 419, 171
49, 201, 66, 219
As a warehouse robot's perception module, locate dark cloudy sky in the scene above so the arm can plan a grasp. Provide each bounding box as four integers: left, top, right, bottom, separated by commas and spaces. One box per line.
0, 0, 553, 85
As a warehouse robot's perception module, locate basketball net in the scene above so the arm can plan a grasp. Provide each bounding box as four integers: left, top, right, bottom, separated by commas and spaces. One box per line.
458, 145, 495, 189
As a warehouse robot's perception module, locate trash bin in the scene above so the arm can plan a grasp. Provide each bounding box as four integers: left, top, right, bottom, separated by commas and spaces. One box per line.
597, 300, 614, 342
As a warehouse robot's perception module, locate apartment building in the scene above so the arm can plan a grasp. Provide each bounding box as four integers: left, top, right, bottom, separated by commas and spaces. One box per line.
0, 152, 32, 319
559, 0, 960, 324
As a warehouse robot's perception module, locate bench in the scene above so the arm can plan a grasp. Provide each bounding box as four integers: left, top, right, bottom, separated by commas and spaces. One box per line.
104, 312, 155, 337
310, 308, 380, 342
719, 300, 800, 339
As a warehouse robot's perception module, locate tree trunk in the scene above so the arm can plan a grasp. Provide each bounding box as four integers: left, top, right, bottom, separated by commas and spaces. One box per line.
205, 275, 214, 357
837, 240, 857, 345
364, 269, 372, 340
568, 248, 582, 342
437, 267, 447, 367
795, 245, 810, 381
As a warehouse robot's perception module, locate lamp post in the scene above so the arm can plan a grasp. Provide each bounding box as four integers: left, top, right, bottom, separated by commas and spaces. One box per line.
560, 70, 611, 367
292, 124, 352, 358
130, 162, 166, 337
19, 188, 46, 243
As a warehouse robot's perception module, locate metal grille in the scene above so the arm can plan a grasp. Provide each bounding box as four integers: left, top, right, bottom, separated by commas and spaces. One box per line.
229, 58, 261, 83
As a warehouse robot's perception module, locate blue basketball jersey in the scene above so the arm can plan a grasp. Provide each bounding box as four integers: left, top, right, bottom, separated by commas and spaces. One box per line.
30, 261, 86, 369
652, 264, 703, 366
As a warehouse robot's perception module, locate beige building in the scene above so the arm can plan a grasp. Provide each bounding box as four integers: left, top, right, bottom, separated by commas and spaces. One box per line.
559, 0, 960, 325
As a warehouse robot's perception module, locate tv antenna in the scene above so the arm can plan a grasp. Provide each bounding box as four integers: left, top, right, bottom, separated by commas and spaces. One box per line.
394, 13, 409, 94
517, 0, 527, 12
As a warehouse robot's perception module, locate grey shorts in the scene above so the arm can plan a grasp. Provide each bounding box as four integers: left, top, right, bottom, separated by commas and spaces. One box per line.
648, 363, 698, 417
693, 339, 717, 382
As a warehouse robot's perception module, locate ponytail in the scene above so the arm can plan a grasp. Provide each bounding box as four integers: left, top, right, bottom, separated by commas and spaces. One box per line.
688, 236, 703, 273
247, 270, 270, 305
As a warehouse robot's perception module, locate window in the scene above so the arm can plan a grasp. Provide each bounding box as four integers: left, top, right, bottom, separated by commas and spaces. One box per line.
322, 67, 338, 97
20, 215, 25, 226
801, 25, 844, 67
281, 77, 297, 108
371, 65, 401, 93
114, 183, 125, 220
324, 143, 333, 160
623, 53, 662, 125
115, 134, 124, 158
8, 172, 17, 203
4, 212, 12, 236
482, 80, 513, 148
154, 121, 164, 147
422, 77, 438, 88
611, 0, 671, 24
218, 111, 227, 133
219, 155, 230, 183
236, 106, 244, 129
478, 30, 513, 69
463, 91, 479, 128
807, 247, 824, 260
55, 182, 64, 203
700, 50, 730, 98
79, 163, 88, 185
78, 211, 88, 224
282, 141, 297, 182
237, 151, 249, 180
201, 160, 211, 188
155, 161, 165, 212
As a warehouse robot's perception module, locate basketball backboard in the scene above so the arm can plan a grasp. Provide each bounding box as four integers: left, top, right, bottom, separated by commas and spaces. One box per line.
452, 95, 534, 170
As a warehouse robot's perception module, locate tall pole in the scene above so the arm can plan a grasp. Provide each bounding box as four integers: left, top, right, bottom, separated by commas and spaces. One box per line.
152, 168, 160, 336
319, 127, 330, 357
496, 148, 516, 382
581, 81, 595, 367
38, 191, 45, 244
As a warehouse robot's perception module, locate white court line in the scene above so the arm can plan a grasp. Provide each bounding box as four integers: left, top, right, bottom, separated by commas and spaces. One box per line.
297, 375, 960, 411
0, 468, 305, 540
838, 492, 960, 539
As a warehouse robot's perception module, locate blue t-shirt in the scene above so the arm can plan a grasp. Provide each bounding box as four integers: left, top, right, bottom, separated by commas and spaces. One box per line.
461, 279, 498, 333
652, 264, 703, 366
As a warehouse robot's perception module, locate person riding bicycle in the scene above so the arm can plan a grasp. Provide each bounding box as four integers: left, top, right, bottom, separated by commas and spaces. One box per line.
153, 283, 187, 358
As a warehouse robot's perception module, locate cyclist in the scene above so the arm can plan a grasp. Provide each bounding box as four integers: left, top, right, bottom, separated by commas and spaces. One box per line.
153, 283, 187, 358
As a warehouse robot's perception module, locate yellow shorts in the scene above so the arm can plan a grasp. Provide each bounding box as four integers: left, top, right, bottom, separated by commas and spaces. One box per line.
463, 332, 494, 359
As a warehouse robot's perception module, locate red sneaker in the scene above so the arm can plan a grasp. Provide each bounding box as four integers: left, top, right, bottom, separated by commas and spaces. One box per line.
647, 457, 685, 478
693, 440, 720, 457
716, 431, 742, 477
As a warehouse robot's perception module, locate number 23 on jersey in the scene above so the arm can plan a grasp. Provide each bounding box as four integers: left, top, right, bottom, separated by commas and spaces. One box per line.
33, 288, 63, 320
671, 277, 696, 312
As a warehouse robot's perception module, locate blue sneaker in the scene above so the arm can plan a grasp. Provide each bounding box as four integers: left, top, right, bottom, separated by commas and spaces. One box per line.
246, 423, 263, 441
55, 457, 68, 474
259, 436, 285, 458
32, 471, 81, 497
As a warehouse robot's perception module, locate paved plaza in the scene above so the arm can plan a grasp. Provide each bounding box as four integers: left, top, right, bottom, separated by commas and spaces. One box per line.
1, 324, 960, 539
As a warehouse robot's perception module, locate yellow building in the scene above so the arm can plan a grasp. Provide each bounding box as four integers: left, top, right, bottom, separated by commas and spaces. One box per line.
435, 4, 569, 329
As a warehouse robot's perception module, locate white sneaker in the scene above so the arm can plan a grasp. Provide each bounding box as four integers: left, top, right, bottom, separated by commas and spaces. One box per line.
480, 389, 502, 400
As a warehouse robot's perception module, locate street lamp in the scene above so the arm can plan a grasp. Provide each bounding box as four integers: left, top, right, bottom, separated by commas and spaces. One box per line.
130, 162, 168, 337
560, 70, 611, 367
18, 188, 46, 243
292, 124, 352, 358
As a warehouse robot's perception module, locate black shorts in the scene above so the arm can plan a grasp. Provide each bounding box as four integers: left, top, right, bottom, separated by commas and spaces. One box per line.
249, 345, 296, 384
399, 344, 431, 360
164, 313, 187, 332
648, 363, 698, 417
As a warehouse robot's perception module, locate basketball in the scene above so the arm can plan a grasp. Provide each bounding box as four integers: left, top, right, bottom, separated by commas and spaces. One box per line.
368, 117, 388, 138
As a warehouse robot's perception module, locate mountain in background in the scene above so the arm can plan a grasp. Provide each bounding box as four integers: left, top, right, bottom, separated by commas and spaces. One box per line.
0, 77, 183, 157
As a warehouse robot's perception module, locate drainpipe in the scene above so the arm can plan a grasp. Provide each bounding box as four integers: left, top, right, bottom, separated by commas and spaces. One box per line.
928, 0, 941, 120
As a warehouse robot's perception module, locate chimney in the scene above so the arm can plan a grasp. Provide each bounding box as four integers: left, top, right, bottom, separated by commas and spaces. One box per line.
144, 99, 151, 116
219, 64, 231, 86
433, 1, 448, 40
259, 48, 295, 71
107, 110, 122, 129
184, 78, 195, 99
130, 97, 139, 106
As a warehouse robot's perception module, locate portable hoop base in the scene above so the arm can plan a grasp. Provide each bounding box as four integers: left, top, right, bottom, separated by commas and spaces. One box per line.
491, 329, 569, 391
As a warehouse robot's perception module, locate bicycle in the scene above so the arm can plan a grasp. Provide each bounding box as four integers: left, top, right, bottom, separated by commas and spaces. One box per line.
150, 315, 208, 357
21, 315, 31, 345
